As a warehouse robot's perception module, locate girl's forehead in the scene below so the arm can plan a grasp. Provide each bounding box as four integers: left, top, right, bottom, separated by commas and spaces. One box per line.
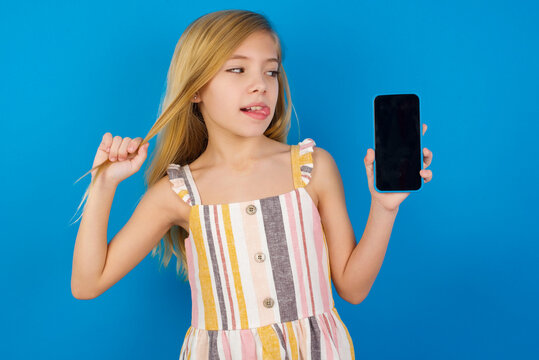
228, 32, 279, 58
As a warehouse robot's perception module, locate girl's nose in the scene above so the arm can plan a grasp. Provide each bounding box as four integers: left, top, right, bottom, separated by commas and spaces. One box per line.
248, 72, 268, 93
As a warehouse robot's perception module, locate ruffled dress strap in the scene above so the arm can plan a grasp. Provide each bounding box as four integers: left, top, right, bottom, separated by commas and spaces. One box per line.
291, 137, 316, 189
166, 164, 201, 206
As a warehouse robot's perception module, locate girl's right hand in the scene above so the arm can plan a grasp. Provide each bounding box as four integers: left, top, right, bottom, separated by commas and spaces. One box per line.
91, 133, 150, 185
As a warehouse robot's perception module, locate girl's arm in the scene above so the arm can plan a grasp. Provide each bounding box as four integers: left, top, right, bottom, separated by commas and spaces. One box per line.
71, 134, 190, 299
71, 177, 188, 299
71, 176, 188, 299
310, 148, 393, 304
311, 129, 432, 304
308, 147, 398, 304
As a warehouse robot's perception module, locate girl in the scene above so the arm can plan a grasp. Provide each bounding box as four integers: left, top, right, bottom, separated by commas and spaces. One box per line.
71, 9, 433, 359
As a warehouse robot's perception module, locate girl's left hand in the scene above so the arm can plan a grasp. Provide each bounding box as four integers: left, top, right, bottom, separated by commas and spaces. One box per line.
364, 123, 433, 211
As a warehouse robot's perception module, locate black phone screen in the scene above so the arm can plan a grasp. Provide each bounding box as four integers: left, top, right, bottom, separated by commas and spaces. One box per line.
374, 94, 422, 192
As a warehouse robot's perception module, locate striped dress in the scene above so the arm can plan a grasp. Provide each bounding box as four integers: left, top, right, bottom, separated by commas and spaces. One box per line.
167, 138, 355, 359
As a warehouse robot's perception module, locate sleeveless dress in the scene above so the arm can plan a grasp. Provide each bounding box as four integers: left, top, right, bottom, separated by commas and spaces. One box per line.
166, 138, 355, 359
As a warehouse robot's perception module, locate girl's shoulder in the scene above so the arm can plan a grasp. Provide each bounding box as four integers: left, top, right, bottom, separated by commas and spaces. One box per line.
296, 137, 335, 169
304, 139, 344, 208
290, 137, 340, 208
296, 138, 336, 176
150, 173, 191, 231
165, 163, 194, 206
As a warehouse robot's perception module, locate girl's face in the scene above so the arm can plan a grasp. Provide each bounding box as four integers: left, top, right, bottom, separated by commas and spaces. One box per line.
195, 31, 280, 138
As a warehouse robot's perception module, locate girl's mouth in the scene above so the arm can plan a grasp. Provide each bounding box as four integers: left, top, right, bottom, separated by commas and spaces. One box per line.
240, 106, 270, 119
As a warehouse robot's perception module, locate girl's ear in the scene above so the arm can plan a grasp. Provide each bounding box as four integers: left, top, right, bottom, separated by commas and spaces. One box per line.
192, 93, 201, 103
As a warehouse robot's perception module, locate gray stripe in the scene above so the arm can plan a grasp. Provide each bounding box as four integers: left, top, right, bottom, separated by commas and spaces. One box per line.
166, 164, 181, 180
204, 206, 228, 329
300, 165, 312, 174
309, 317, 321, 360
184, 165, 201, 204
260, 197, 298, 322
179, 166, 197, 205
272, 324, 289, 359
208, 330, 219, 360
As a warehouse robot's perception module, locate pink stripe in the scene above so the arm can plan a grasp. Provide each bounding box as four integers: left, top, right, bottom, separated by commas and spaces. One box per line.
296, 189, 316, 314
241, 203, 272, 326
312, 201, 330, 311
284, 191, 309, 318
185, 237, 198, 328
281, 323, 289, 354
321, 314, 333, 342
221, 331, 232, 360
299, 139, 314, 151
213, 206, 236, 329
240, 329, 256, 357
328, 311, 340, 349
297, 318, 308, 356
320, 314, 336, 358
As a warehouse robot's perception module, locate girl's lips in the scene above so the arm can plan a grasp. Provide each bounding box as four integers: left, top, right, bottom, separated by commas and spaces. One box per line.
240, 106, 270, 119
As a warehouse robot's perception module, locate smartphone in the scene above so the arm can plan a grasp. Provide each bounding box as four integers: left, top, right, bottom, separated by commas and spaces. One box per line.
373, 94, 423, 192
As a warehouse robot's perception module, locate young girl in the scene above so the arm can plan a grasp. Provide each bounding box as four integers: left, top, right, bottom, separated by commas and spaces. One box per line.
71, 9, 433, 359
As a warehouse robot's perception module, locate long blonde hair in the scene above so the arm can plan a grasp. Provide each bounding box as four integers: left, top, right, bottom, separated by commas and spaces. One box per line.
73, 10, 295, 280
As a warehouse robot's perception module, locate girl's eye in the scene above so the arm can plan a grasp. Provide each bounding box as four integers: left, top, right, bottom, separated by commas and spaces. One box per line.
228, 68, 243, 74
227, 68, 280, 77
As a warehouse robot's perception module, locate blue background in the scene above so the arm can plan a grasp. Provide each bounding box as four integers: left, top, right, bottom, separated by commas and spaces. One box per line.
1, 0, 537, 359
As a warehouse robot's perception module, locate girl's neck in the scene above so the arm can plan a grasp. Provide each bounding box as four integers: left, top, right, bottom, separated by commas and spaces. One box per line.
194, 135, 277, 171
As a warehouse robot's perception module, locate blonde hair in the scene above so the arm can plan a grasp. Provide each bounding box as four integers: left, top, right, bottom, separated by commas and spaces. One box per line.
73, 9, 295, 280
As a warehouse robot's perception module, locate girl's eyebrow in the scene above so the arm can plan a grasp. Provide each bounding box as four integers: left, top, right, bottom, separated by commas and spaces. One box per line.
228, 54, 279, 64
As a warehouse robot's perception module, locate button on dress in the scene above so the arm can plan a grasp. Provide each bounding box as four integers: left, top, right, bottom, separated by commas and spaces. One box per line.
167, 138, 355, 359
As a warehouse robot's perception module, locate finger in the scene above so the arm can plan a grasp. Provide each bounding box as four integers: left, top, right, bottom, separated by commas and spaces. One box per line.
127, 137, 143, 154
423, 147, 433, 168
131, 142, 149, 170
420, 169, 432, 182
364, 148, 374, 165
109, 136, 122, 161
99, 132, 113, 152
422, 123, 427, 136
364, 148, 375, 178
117, 137, 132, 161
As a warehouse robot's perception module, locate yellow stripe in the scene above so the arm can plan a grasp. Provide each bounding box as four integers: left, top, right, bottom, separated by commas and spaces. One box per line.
285, 321, 299, 360
184, 327, 193, 359
178, 188, 189, 199
298, 151, 312, 167
222, 204, 249, 329
257, 325, 281, 359
189, 206, 218, 330
293, 141, 314, 188
291, 145, 304, 188
332, 308, 355, 359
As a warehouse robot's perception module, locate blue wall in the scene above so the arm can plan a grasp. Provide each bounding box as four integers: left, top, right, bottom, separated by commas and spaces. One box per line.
1, 0, 537, 359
